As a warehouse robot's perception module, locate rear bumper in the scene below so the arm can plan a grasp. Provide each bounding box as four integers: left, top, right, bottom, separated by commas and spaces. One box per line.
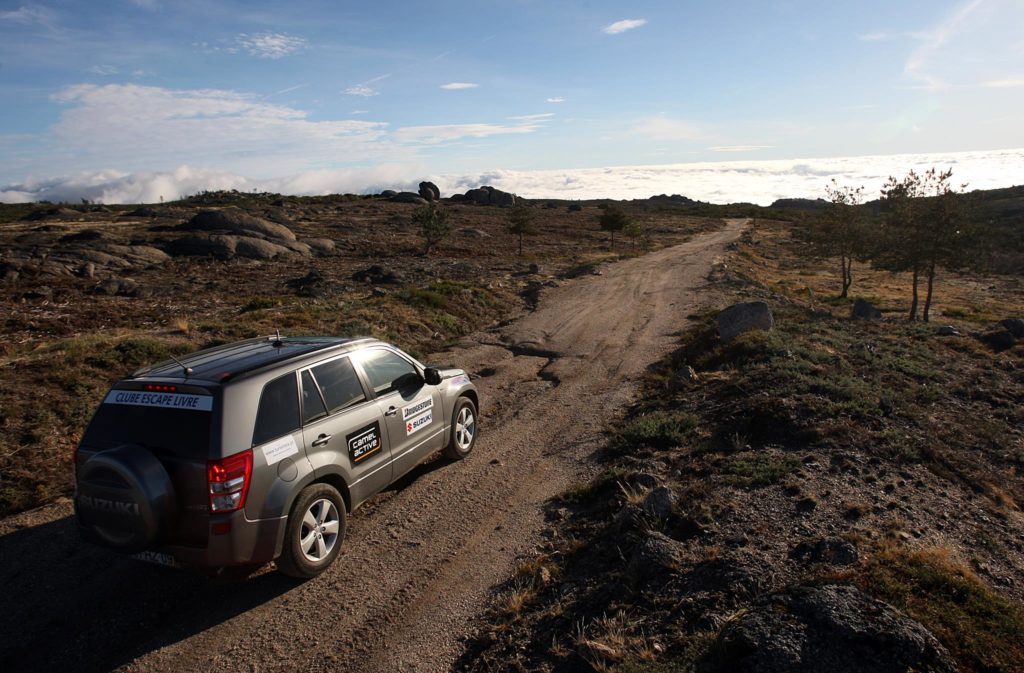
161, 510, 288, 567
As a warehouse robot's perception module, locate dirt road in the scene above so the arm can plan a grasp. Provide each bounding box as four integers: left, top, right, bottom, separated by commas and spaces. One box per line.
0, 219, 746, 673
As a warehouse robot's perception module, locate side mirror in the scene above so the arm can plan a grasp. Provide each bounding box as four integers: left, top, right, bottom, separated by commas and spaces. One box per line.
423, 367, 442, 386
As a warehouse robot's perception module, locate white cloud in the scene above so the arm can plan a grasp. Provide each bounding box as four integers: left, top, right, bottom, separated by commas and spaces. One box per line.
630, 117, 704, 141
4, 149, 1023, 205
344, 85, 379, 96
984, 78, 1024, 88
508, 113, 555, 121
393, 123, 538, 144
350, 109, 369, 115
46, 84, 395, 176
707, 145, 774, 152
237, 32, 307, 59
546, 96, 566, 103
0, 5, 55, 25
903, 0, 984, 90
440, 82, 479, 90
88, 65, 119, 76
858, 31, 891, 41
602, 18, 647, 35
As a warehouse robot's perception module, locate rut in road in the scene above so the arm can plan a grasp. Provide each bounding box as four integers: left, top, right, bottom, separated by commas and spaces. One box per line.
0, 219, 746, 673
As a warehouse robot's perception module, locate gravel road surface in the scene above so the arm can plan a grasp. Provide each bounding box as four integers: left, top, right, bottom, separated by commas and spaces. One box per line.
0, 219, 746, 673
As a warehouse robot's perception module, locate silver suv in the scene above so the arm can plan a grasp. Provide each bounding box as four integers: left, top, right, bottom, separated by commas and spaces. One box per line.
73, 335, 479, 578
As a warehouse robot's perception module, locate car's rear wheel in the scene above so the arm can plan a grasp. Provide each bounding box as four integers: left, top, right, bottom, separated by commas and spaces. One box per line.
443, 397, 478, 460
277, 483, 346, 579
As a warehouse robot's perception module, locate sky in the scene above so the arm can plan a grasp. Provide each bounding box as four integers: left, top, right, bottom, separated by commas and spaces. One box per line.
1, 0, 1022, 204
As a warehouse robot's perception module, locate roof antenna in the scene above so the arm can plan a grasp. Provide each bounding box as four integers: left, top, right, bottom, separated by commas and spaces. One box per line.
169, 353, 193, 377
272, 329, 284, 348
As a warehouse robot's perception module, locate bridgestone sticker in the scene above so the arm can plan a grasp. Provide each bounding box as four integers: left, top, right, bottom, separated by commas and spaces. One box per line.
262, 435, 299, 466
406, 410, 433, 436
104, 390, 213, 411
402, 397, 433, 421
347, 422, 382, 463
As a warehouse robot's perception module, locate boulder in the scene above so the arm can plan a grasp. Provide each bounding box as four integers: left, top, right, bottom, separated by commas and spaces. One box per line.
379, 189, 397, 198
642, 486, 678, 519
705, 584, 955, 673
301, 238, 336, 254
936, 325, 960, 336
851, 299, 882, 320
180, 208, 297, 241
390, 192, 428, 205
418, 181, 441, 202
980, 329, 1016, 352
234, 237, 295, 260
717, 301, 774, 342
1000, 318, 1024, 338
463, 185, 516, 207
627, 532, 683, 584
166, 234, 239, 259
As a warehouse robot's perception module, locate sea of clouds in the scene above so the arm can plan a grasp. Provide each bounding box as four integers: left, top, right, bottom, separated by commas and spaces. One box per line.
1, 148, 1021, 206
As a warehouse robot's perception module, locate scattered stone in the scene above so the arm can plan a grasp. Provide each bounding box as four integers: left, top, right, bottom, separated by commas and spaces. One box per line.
789, 537, 859, 566
352, 265, 403, 284
717, 301, 774, 342
23, 286, 53, 301
851, 298, 882, 320
459, 227, 491, 238
627, 532, 683, 584
389, 191, 428, 205
796, 496, 818, 513
936, 325, 960, 336
286, 270, 328, 297
878, 396, 894, 416
642, 486, 678, 519
1000, 318, 1024, 338
78, 262, 95, 279
418, 181, 441, 202
568, 203, 583, 212
980, 329, 1016, 352
671, 365, 699, 388
706, 584, 955, 673
95, 278, 140, 297
528, 263, 540, 274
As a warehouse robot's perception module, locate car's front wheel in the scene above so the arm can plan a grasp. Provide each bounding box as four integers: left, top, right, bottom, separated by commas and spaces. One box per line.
277, 483, 346, 579
443, 397, 478, 460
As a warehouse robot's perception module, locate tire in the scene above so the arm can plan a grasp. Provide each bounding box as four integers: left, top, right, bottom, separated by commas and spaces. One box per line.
443, 396, 478, 461
277, 483, 347, 579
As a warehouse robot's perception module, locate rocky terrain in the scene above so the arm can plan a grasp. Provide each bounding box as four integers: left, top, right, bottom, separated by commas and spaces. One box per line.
459, 221, 1024, 673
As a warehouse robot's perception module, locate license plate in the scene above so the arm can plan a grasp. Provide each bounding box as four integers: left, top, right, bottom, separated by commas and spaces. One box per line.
131, 550, 183, 568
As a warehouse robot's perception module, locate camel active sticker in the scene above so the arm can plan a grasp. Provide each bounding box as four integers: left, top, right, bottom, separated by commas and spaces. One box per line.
402, 397, 433, 421
347, 422, 382, 464
103, 390, 213, 412
406, 410, 433, 436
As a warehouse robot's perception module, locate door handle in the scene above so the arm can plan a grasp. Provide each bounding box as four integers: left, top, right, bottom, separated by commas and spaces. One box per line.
311, 433, 332, 447
384, 407, 398, 417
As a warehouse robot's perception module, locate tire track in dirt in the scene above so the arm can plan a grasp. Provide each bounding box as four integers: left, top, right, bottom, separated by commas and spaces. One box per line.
0, 220, 747, 673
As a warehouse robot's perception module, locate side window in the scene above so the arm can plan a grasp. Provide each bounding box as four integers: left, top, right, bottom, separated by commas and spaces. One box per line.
301, 370, 327, 424
252, 373, 300, 446
311, 357, 366, 412
359, 349, 418, 395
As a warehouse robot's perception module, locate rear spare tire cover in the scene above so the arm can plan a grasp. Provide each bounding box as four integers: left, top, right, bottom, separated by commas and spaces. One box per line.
76, 445, 177, 552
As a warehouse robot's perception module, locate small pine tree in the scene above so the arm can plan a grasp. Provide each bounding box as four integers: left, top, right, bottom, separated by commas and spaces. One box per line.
623, 220, 645, 248
413, 203, 452, 255
599, 206, 630, 248
805, 180, 868, 298
506, 205, 537, 256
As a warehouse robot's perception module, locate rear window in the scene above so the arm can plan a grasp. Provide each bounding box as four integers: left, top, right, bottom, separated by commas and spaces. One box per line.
82, 391, 214, 458
253, 373, 301, 446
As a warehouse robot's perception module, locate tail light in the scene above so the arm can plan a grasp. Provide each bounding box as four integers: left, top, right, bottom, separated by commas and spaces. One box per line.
207, 450, 253, 513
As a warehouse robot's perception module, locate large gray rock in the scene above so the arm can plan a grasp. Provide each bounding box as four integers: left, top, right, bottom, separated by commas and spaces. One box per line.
1000, 318, 1024, 338
981, 329, 1016, 352
463, 185, 516, 207
851, 298, 882, 320
301, 238, 336, 255
627, 532, 683, 584
180, 208, 297, 241
789, 537, 859, 566
234, 237, 296, 260
418, 181, 440, 202
166, 234, 239, 259
390, 191, 428, 205
705, 584, 954, 673
717, 301, 774, 342
642, 486, 678, 519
